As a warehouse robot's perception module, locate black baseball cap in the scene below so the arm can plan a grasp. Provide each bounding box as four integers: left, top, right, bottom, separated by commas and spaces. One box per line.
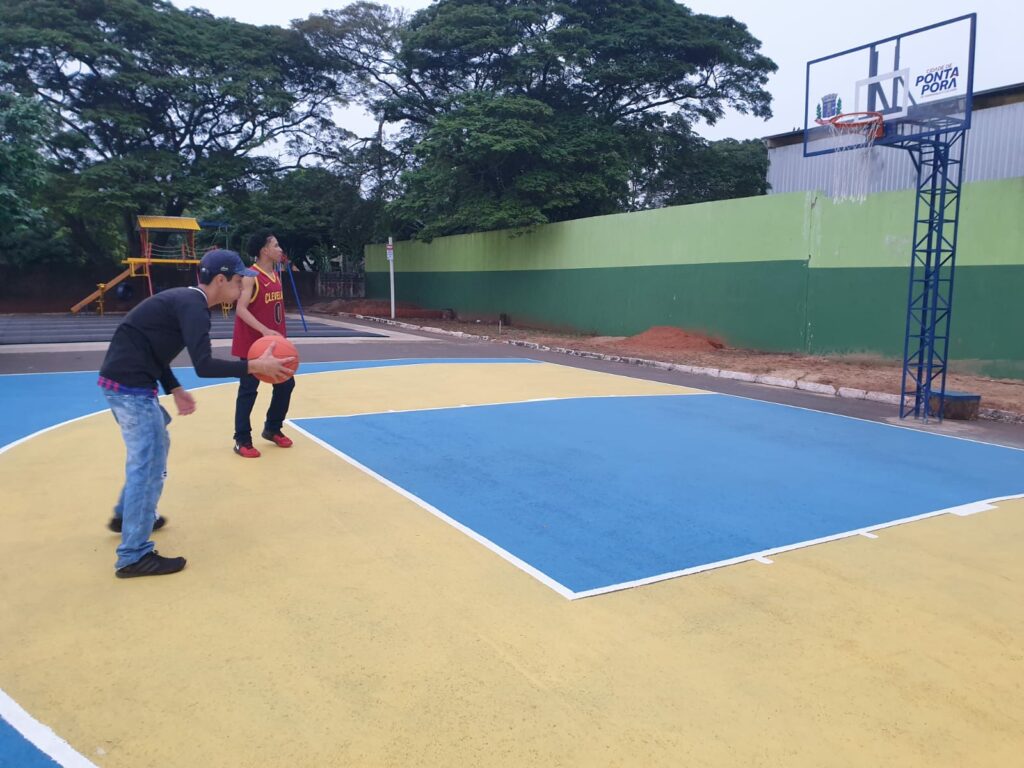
198, 249, 256, 282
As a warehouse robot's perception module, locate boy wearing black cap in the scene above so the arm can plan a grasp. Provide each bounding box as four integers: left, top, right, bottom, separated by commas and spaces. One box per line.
98, 249, 295, 578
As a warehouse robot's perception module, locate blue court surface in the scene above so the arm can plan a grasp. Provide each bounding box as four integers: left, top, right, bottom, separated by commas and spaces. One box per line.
0, 715, 59, 768
293, 393, 1024, 597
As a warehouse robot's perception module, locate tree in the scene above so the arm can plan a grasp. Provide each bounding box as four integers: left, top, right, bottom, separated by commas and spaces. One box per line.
389, 92, 627, 239
0, 74, 72, 266
210, 166, 384, 272
0, 81, 48, 241
0, 0, 344, 264
622, 114, 769, 209
305, 0, 776, 238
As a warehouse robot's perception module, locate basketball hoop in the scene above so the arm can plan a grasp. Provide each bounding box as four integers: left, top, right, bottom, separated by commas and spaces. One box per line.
824, 111, 884, 140
819, 112, 885, 203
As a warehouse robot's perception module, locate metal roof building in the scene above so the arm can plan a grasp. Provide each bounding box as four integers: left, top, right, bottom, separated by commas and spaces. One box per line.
764, 82, 1024, 196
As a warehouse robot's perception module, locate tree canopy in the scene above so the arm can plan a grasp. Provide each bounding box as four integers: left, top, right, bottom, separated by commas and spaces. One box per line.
0, 74, 65, 266
1, 0, 775, 268
305, 0, 776, 238
0, 0, 343, 262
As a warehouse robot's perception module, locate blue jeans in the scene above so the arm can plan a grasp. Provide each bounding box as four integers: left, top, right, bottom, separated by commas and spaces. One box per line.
104, 391, 171, 569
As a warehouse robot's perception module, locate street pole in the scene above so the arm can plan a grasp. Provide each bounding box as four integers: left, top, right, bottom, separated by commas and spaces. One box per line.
387, 237, 395, 320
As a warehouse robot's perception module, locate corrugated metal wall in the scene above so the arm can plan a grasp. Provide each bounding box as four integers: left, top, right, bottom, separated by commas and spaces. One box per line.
768, 101, 1024, 195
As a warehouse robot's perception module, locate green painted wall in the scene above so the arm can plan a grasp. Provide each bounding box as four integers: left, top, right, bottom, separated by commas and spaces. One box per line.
370, 193, 811, 272
807, 265, 1024, 379
366, 177, 1024, 374
368, 260, 809, 351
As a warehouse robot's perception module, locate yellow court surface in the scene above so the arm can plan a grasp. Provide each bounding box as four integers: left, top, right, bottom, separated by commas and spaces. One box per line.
1, 360, 1023, 767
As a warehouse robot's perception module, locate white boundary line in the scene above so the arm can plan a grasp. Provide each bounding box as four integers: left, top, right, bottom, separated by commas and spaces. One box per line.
287, 422, 575, 600
0, 359, 544, 454
571, 494, 1024, 599
2, 361, 1023, 759
530, 357, 1024, 453
0, 336, 415, 354
0, 356, 540, 379
711, 386, 1024, 454
0, 380, 246, 456
0, 410, 107, 457
296, 391, 705, 422
289, 399, 1024, 602
340, 312, 1024, 425
0, 688, 98, 767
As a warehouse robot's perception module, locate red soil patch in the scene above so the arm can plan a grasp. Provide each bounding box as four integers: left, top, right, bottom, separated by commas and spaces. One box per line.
619, 326, 726, 353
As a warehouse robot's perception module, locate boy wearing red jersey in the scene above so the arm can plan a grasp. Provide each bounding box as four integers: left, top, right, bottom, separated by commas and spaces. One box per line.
231, 230, 297, 458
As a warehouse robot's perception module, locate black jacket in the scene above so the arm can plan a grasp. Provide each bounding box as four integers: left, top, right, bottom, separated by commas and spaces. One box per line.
99, 286, 246, 392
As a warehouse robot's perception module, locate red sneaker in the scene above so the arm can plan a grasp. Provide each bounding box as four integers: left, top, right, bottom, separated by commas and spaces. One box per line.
262, 430, 293, 448
234, 441, 261, 458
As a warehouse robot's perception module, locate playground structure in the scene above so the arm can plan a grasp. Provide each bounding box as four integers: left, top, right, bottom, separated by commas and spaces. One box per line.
70, 215, 202, 314
70, 214, 310, 329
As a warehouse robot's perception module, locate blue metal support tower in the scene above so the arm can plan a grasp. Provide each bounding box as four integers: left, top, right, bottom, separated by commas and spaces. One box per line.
897, 128, 967, 420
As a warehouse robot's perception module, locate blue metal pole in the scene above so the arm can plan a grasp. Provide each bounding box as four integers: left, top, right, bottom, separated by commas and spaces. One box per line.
281, 260, 308, 333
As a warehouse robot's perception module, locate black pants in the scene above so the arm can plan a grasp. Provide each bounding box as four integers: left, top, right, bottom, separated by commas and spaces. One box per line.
233, 363, 296, 443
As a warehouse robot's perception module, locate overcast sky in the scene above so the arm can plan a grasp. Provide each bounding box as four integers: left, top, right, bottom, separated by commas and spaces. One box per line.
171, 0, 1023, 141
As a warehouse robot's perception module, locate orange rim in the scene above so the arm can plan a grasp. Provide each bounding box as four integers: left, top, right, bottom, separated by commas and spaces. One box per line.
826, 111, 884, 139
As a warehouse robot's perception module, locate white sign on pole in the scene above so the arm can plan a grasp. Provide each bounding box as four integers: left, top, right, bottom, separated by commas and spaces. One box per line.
387, 237, 396, 319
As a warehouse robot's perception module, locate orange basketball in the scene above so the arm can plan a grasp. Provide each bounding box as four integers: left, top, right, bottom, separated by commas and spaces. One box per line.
247, 336, 299, 383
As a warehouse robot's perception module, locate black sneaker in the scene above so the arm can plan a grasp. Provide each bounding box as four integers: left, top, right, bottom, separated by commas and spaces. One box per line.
115, 551, 187, 578
107, 515, 167, 533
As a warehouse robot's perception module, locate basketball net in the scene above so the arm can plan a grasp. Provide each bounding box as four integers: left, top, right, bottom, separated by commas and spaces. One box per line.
822, 112, 884, 204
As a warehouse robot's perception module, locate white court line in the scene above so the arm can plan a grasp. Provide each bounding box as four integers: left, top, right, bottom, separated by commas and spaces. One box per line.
287, 422, 576, 600
289, 410, 1024, 601
296, 391, 706, 421
0, 380, 244, 455
0, 688, 98, 768
0, 335, 420, 354
712, 385, 1024, 453
570, 493, 1024, 599
7, 363, 1024, 597
0, 359, 546, 453
540, 358, 1024, 453
0, 410, 108, 457
0, 356, 541, 378
296, 377, 1024, 473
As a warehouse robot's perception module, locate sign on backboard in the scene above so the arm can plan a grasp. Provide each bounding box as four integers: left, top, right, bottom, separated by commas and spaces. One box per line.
804, 14, 975, 156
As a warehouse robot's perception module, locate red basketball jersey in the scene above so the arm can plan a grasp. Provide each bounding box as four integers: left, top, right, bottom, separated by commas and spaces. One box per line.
231, 265, 287, 358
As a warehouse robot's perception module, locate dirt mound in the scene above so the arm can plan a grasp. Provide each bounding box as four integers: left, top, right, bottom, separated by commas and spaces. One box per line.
619, 326, 726, 353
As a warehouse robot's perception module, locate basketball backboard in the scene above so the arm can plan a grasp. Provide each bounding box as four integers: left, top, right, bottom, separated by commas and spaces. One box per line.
804, 14, 975, 157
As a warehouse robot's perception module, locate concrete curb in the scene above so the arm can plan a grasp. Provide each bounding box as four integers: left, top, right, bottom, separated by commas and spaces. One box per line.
322, 312, 1024, 425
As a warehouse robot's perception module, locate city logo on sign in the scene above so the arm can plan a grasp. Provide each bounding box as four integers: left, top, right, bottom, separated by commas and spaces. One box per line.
916, 64, 960, 98
814, 93, 842, 124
